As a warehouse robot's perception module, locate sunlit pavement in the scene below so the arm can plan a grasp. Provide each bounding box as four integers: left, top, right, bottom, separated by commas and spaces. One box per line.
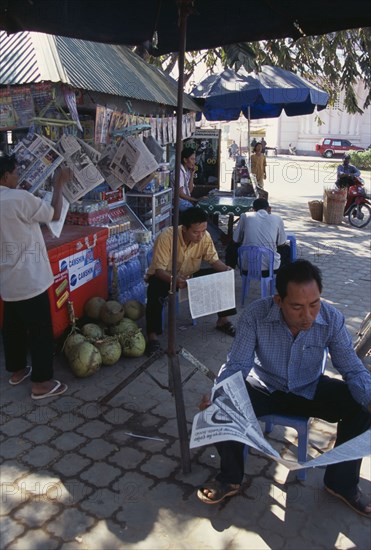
0, 159, 370, 549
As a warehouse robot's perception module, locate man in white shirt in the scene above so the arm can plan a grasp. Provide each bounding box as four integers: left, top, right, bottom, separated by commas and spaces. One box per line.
231, 198, 289, 272
0, 153, 69, 400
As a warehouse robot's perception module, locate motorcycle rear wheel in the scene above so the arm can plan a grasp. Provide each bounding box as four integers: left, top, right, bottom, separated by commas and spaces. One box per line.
348, 203, 371, 228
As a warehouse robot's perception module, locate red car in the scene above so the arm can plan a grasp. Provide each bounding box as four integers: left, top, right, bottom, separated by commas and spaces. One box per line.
315, 138, 364, 158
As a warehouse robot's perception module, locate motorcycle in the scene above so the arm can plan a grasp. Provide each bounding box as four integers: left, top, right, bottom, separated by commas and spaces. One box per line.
338, 174, 371, 228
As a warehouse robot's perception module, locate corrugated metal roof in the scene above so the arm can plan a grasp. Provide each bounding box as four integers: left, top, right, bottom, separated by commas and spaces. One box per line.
0, 31, 199, 111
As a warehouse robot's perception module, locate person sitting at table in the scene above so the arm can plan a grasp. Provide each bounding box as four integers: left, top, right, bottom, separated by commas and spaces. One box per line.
225, 198, 290, 271
170, 147, 199, 215
251, 142, 267, 188
145, 207, 237, 355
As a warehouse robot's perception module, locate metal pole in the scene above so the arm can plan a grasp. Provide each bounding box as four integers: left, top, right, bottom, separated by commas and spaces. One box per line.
247, 106, 251, 169
167, 0, 192, 474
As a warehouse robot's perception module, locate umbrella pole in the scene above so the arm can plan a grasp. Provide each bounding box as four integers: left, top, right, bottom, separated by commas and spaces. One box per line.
247, 106, 251, 169
167, 0, 192, 474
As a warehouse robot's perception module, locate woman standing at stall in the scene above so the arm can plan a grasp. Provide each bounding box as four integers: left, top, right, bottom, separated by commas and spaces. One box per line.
251, 142, 267, 188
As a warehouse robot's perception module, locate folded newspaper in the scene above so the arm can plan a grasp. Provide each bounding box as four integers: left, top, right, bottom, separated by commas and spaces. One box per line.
56, 135, 105, 203
190, 371, 371, 471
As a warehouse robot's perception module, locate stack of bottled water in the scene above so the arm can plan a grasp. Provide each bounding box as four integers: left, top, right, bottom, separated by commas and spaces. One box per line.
107, 242, 146, 304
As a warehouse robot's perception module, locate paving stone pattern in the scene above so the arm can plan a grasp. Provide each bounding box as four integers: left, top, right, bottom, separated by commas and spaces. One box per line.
1, 172, 370, 549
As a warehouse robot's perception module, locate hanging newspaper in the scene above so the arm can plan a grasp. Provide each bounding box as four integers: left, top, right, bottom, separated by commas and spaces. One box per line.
109, 135, 158, 189
97, 142, 124, 191
37, 189, 70, 238
190, 371, 371, 471
13, 133, 64, 194
56, 135, 104, 203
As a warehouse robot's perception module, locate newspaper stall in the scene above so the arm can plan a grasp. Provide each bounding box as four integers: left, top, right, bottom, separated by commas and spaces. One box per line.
0, 86, 197, 337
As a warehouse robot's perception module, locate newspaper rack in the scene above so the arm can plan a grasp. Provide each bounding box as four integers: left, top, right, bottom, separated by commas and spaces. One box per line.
31, 93, 77, 128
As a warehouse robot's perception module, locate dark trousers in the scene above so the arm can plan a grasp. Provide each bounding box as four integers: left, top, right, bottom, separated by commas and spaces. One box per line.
146, 268, 237, 336
2, 291, 54, 383
216, 375, 371, 499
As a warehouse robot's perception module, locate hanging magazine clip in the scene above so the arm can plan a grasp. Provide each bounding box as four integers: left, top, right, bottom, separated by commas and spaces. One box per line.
31, 89, 77, 128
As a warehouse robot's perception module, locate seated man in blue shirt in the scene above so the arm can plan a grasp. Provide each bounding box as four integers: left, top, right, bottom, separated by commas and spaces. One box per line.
197, 260, 371, 517
335, 154, 361, 188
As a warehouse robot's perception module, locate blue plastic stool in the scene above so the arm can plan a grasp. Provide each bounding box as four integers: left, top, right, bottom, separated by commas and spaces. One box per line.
244, 350, 328, 481
261, 414, 310, 481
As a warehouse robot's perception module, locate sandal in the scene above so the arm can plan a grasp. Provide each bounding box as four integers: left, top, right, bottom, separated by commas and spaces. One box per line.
325, 485, 371, 518
197, 480, 240, 504
216, 322, 236, 337
9, 366, 32, 385
31, 380, 68, 400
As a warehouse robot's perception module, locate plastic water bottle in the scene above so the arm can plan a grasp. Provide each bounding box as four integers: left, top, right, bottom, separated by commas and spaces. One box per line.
138, 244, 148, 275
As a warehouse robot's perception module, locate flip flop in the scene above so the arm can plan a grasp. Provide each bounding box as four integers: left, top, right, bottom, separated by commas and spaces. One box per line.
31, 380, 68, 400
325, 485, 371, 518
216, 322, 236, 337
9, 366, 32, 386
197, 480, 240, 504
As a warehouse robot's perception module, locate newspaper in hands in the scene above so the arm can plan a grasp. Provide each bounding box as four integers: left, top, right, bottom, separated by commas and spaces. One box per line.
13, 133, 64, 194
190, 371, 371, 472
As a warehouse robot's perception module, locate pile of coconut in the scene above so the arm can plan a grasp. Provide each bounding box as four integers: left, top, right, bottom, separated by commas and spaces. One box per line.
64, 297, 146, 378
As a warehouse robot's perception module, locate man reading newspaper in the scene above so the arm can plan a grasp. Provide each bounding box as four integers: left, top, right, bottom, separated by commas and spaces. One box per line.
197, 260, 371, 518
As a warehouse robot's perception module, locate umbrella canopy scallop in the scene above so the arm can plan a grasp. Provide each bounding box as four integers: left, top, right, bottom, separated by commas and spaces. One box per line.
191, 66, 329, 121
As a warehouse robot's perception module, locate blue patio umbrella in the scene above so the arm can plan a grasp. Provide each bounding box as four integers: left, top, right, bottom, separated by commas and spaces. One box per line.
190, 65, 329, 121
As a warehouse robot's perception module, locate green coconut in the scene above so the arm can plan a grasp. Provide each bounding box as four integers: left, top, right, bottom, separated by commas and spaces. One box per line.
108, 317, 138, 337
84, 296, 106, 320
100, 300, 125, 325
64, 332, 86, 359
123, 299, 146, 321
81, 323, 105, 340
95, 337, 122, 366
69, 341, 102, 378
121, 329, 146, 358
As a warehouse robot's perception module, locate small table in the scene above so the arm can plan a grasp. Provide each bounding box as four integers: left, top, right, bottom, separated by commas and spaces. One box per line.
197, 195, 255, 239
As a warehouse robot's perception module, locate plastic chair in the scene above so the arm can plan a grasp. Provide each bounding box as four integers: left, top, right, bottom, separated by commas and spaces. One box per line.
245, 349, 328, 481
238, 245, 276, 305
286, 234, 297, 262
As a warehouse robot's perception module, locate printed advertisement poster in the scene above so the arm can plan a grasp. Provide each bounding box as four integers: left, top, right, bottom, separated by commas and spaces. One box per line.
11, 87, 35, 128
0, 91, 17, 129
185, 129, 221, 187
52, 271, 70, 311
59, 248, 103, 292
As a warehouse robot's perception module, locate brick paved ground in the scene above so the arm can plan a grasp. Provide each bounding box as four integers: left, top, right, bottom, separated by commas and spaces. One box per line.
1, 159, 370, 549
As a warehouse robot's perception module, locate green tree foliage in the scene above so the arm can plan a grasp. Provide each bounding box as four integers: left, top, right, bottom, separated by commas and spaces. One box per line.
143, 28, 371, 114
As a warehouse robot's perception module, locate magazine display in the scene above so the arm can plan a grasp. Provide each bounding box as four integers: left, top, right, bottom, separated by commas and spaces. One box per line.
13, 134, 64, 194
56, 135, 105, 203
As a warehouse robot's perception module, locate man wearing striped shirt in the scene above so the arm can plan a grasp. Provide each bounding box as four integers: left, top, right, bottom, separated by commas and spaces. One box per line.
197, 260, 371, 517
